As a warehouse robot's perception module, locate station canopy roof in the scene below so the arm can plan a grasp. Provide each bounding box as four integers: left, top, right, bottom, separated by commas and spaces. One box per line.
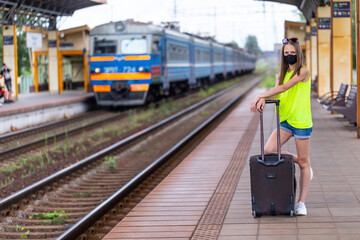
0, 0, 106, 29
260, 0, 329, 21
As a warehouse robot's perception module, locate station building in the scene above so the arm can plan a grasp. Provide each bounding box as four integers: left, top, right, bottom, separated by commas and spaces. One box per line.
24, 25, 91, 94
0, 0, 106, 100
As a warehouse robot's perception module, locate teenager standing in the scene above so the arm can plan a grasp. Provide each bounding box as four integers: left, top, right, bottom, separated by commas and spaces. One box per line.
250, 38, 313, 216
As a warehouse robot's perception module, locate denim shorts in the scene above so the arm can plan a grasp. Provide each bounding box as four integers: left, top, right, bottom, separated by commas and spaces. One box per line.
5, 80, 11, 92
280, 120, 312, 139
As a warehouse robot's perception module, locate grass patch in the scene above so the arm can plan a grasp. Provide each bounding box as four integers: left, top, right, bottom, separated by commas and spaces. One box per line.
254, 58, 271, 73
258, 70, 277, 88
30, 209, 69, 225
103, 155, 117, 172
72, 192, 91, 198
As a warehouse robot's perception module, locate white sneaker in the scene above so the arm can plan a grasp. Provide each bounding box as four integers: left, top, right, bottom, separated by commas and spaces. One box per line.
295, 201, 307, 216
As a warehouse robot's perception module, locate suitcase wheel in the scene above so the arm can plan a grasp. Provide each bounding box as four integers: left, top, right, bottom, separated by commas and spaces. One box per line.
290, 210, 295, 217
252, 210, 257, 218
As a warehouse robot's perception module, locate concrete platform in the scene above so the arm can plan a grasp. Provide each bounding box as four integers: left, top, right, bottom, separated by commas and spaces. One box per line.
0, 91, 95, 134
103, 89, 360, 240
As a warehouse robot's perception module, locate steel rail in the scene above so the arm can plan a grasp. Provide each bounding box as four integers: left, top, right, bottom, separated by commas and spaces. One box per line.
0, 110, 102, 142
0, 112, 125, 161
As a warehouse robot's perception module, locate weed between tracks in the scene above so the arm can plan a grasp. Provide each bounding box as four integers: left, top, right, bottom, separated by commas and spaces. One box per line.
103, 155, 117, 172
15, 225, 29, 239
72, 192, 92, 198
30, 209, 70, 225
0, 72, 261, 198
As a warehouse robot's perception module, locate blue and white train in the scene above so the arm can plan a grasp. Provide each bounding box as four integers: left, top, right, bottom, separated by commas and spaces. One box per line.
89, 20, 257, 106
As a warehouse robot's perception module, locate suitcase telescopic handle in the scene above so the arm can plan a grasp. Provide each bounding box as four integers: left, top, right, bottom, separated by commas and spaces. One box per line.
260, 100, 281, 161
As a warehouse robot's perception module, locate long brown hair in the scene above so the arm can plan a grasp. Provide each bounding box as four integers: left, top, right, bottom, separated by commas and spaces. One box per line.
279, 40, 303, 85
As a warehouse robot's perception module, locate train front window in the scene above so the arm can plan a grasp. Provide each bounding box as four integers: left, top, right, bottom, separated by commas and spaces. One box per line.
94, 40, 117, 54
121, 39, 147, 54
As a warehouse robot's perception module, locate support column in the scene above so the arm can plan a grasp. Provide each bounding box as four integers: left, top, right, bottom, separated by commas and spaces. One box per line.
310, 18, 318, 95
33, 51, 38, 92
331, 0, 352, 97
48, 31, 61, 93
317, 6, 331, 97
305, 25, 311, 70
2, 25, 18, 100
356, 0, 360, 137
83, 49, 89, 92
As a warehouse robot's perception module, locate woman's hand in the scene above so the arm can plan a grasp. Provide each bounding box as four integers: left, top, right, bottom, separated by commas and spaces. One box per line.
256, 98, 265, 113
250, 95, 261, 112
250, 96, 265, 113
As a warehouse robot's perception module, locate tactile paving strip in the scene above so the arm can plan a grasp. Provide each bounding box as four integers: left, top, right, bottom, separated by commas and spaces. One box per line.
191, 113, 259, 239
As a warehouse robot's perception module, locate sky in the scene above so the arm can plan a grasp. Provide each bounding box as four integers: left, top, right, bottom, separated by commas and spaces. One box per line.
58, 0, 304, 51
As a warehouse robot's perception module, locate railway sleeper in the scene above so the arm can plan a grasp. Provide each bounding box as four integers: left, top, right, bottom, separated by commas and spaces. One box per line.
2, 216, 79, 225
34, 201, 100, 208
0, 230, 65, 239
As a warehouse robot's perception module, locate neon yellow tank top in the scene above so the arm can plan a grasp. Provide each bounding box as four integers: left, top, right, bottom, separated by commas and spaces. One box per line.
277, 67, 313, 129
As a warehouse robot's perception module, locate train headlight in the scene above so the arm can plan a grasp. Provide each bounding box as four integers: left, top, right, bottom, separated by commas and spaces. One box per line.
95, 68, 101, 73
138, 66, 144, 72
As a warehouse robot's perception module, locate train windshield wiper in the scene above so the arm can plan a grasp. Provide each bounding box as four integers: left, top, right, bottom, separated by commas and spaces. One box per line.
125, 37, 135, 48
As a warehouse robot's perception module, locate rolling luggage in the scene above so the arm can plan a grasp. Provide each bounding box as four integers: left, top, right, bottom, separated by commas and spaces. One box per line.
249, 100, 296, 217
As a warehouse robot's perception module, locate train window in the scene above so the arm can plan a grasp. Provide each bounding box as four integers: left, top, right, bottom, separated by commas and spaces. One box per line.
227, 53, 232, 61
121, 39, 147, 54
203, 50, 210, 62
167, 42, 189, 61
214, 51, 223, 62
94, 40, 117, 54
195, 49, 201, 62
152, 36, 161, 54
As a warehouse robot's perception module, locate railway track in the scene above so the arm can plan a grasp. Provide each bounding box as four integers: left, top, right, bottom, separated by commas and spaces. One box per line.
0, 111, 128, 163
0, 74, 263, 239
0, 74, 248, 166
0, 110, 115, 150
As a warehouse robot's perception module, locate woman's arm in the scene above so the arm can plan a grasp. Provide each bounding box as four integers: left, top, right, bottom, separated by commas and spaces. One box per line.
250, 67, 309, 112
275, 72, 280, 87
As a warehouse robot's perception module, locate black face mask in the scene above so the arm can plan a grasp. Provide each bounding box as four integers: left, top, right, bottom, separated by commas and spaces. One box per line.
284, 55, 297, 65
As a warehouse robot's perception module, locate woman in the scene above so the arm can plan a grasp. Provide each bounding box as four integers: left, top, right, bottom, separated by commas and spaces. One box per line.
250, 38, 313, 216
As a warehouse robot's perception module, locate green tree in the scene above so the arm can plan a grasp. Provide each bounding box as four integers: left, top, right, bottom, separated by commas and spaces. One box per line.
17, 29, 31, 76
226, 41, 239, 48
245, 35, 261, 56
0, 27, 30, 76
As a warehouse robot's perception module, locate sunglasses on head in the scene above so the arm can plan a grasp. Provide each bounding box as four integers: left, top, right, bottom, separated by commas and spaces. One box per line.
282, 38, 299, 44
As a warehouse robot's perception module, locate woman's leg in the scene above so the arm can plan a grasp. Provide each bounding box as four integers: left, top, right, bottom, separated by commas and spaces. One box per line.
294, 138, 311, 203
264, 128, 293, 154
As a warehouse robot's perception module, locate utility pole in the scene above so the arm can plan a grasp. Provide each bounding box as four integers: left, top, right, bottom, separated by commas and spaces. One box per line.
213, 7, 217, 37
174, 0, 177, 19
272, 5, 278, 44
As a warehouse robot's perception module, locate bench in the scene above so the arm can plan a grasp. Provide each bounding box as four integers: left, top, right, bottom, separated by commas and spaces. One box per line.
326, 85, 357, 124
317, 83, 348, 106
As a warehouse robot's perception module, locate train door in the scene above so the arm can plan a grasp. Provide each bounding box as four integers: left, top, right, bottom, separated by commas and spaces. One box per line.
223, 48, 226, 78
160, 36, 169, 94
232, 51, 235, 75
210, 42, 215, 82
189, 38, 196, 87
